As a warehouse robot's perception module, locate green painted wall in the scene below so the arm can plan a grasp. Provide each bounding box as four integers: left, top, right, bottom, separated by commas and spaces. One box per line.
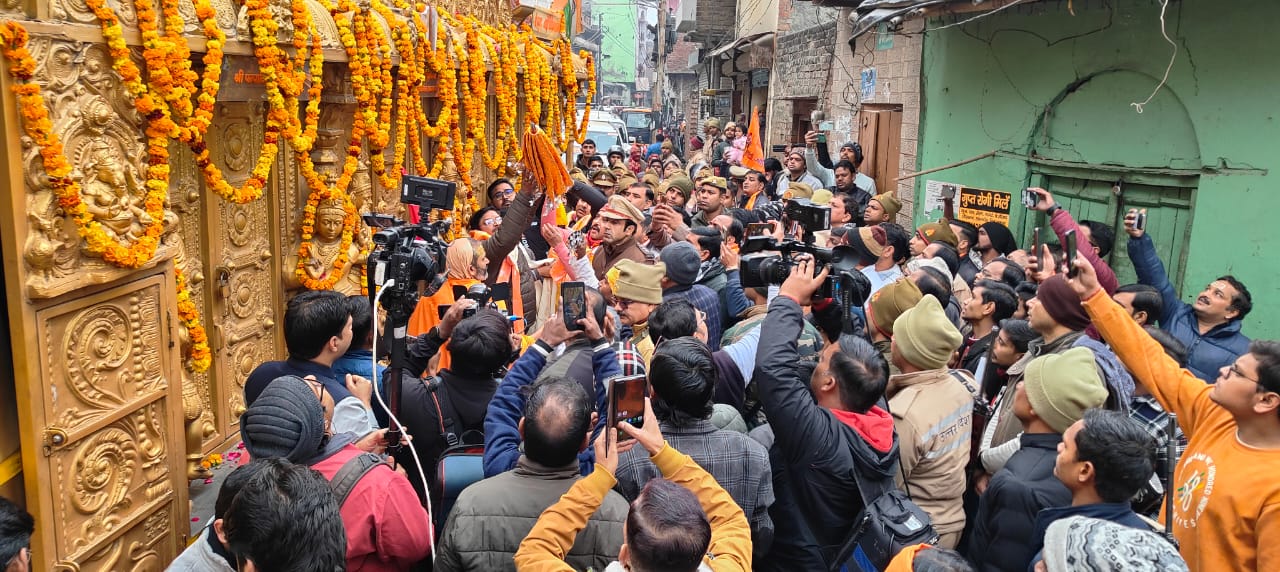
915, 0, 1280, 339
598, 4, 637, 84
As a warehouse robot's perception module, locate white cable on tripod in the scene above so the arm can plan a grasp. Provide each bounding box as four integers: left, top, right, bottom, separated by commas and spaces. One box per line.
370, 280, 437, 561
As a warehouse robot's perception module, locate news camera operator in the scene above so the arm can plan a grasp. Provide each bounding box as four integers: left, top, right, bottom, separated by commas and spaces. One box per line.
391, 300, 522, 500
752, 255, 905, 571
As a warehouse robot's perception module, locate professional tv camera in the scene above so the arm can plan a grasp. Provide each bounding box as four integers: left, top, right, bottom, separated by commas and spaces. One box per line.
362, 174, 457, 451
739, 233, 872, 334
782, 198, 831, 243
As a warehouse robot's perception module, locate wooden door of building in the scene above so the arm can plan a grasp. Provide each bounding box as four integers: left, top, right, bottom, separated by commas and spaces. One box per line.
1028, 174, 1195, 287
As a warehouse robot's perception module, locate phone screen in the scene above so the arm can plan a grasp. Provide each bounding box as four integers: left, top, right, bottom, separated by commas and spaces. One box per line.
1063, 229, 1078, 277
609, 375, 647, 431
1031, 227, 1041, 262
747, 222, 772, 237
1023, 188, 1038, 209
561, 282, 586, 331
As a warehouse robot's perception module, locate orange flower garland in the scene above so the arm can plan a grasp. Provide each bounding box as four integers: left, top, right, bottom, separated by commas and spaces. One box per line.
175, 267, 212, 373
1, 21, 165, 268
577, 50, 596, 142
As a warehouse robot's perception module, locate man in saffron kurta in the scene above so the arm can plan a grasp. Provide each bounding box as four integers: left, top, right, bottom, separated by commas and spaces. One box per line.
1068, 254, 1280, 572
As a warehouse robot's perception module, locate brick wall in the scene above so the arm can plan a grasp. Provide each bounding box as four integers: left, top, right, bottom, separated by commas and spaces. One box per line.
830, 13, 924, 226
768, 15, 837, 150
685, 0, 736, 47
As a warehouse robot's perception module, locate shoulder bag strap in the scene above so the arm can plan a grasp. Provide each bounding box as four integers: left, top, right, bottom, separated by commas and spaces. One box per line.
329, 452, 387, 507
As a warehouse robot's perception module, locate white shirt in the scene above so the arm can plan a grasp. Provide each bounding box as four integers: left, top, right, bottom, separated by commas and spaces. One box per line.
861, 264, 905, 296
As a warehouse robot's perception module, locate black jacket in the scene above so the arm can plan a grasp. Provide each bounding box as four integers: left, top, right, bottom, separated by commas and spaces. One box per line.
390, 330, 500, 500
754, 297, 900, 571
967, 433, 1071, 572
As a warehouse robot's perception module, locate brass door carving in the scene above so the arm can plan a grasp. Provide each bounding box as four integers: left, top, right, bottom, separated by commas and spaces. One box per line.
33, 274, 184, 570
204, 101, 280, 436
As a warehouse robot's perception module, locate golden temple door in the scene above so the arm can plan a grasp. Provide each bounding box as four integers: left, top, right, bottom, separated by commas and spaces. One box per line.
0, 25, 191, 570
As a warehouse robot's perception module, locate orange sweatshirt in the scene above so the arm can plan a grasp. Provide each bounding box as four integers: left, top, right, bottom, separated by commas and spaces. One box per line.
514, 443, 753, 572
1085, 291, 1280, 572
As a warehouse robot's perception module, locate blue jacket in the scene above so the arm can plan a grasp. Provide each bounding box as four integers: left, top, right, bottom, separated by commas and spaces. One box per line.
482, 339, 617, 478
1127, 235, 1250, 382
333, 349, 387, 392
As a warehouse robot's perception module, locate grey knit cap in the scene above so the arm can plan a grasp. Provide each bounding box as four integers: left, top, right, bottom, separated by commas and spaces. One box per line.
660, 241, 701, 287
240, 375, 326, 463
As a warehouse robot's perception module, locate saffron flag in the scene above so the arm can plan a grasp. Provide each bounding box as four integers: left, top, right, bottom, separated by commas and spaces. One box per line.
741, 106, 765, 172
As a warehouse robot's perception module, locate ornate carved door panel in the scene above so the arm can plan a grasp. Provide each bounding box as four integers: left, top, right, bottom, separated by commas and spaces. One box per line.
203, 100, 281, 438
34, 274, 185, 570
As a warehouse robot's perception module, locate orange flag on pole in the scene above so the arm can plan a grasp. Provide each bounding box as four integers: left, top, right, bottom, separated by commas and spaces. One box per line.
741, 106, 765, 172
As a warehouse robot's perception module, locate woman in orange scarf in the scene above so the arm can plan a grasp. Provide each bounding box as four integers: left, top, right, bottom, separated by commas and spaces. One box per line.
407, 237, 489, 337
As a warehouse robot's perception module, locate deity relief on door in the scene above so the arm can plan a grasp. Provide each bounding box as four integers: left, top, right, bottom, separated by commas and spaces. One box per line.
20, 40, 176, 299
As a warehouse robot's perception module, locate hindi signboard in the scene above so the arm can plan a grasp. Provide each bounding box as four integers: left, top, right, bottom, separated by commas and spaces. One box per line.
957, 186, 1012, 226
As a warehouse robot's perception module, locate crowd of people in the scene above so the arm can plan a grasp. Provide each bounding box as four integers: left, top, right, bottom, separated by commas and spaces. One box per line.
4, 122, 1273, 572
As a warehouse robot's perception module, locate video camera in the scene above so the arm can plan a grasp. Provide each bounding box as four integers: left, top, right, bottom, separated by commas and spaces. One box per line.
364, 175, 458, 320
783, 198, 831, 243
738, 233, 872, 335
363, 175, 457, 454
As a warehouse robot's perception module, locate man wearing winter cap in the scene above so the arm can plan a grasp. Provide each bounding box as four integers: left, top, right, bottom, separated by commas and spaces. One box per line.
982, 276, 1135, 477
967, 347, 1108, 571
866, 278, 924, 375
909, 220, 959, 258
612, 259, 665, 364
658, 241, 723, 349
592, 195, 649, 280
886, 296, 978, 548
241, 376, 433, 570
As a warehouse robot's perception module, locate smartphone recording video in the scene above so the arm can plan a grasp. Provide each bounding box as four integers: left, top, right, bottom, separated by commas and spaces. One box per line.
609, 374, 647, 431
561, 281, 586, 331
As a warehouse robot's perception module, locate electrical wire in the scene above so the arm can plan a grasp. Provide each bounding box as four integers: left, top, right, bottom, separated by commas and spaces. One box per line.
1130, 0, 1176, 113
369, 280, 436, 564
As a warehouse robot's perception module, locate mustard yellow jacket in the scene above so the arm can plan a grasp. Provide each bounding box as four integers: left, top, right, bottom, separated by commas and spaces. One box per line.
514, 443, 752, 572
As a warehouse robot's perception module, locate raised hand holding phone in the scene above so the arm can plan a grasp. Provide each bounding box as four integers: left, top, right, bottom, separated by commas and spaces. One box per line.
1063, 229, 1079, 278
618, 397, 665, 457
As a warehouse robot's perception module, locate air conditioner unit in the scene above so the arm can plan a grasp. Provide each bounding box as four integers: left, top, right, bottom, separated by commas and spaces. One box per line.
719, 77, 733, 90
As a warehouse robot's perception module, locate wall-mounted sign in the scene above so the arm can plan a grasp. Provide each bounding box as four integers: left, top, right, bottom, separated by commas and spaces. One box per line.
958, 186, 1012, 226
860, 67, 877, 101
218, 56, 265, 102
714, 94, 731, 116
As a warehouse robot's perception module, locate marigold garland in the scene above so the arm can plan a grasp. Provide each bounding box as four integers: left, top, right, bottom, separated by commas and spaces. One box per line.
175, 267, 213, 373
17, 12, 168, 269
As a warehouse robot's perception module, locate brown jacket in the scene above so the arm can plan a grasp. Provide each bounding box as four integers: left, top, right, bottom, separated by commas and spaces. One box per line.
591, 236, 650, 280
482, 185, 539, 284
886, 368, 978, 537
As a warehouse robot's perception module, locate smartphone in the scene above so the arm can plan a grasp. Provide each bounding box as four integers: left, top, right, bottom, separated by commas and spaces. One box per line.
1022, 188, 1039, 209
1031, 227, 1041, 263
608, 374, 647, 432
1063, 229, 1078, 278
747, 222, 773, 237
561, 281, 586, 331
941, 184, 957, 201
817, 133, 827, 144
1134, 210, 1147, 231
